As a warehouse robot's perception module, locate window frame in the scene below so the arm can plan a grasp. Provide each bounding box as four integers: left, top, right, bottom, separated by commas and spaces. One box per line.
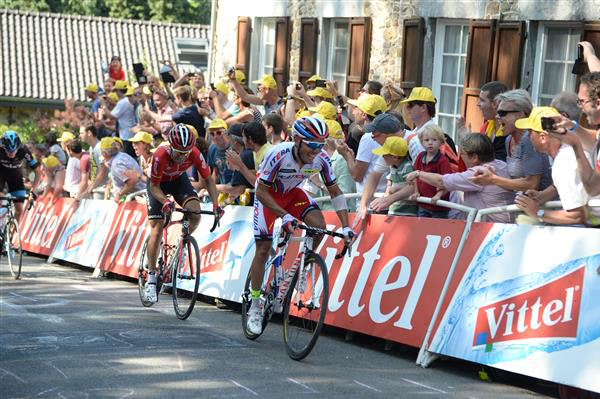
249, 17, 277, 89
531, 22, 582, 106
317, 18, 350, 95
431, 19, 470, 141
173, 37, 209, 73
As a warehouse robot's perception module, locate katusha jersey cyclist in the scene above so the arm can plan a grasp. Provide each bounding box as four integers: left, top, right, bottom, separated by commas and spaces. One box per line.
0, 130, 41, 220
246, 116, 354, 335
143, 124, 222, 303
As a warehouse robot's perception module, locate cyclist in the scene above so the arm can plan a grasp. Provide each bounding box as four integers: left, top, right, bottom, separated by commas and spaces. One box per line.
143, 124, 222, 303
0, 130, 41, 220
246, 116, 354, 335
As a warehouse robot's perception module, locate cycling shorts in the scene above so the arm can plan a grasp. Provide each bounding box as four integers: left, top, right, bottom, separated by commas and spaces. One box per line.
146, 173, 197, 220
0, 167, 26, 201
253, 186, 319, 241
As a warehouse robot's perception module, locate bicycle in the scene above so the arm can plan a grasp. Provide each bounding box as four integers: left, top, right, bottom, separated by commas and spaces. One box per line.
0, 196, 23, 279
138, 207, 219, 320
241, 224, 351, 360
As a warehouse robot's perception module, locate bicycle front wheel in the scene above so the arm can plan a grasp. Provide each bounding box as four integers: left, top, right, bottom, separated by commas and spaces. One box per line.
2, 220, 23, 279
172, 236, 201, 320
283, 252, 329, 361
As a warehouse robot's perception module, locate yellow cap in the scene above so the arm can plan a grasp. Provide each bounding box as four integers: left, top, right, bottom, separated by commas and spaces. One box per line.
325, 119, 344, 140
85, 84, 98, 93
100, 137, 116, 150
307, 87, 333, 99
372, 136, 408, 157
306, 75, 323, 83
347, 94, 388, 117
107, 93, 119, 103
125, 86, 136, 96
113, 137, 123, 146
42, 155, 60, 169
113, 80, 129, 90
515, 106, 561, 133
129, 131, 153, 144
400, 87, 437, 104
252, 75, 277, 90
214, 81, 230, 96
186, 124, 199, 139
143, 86, 152, 96
308, 101, 337, 120
208, 118, 228, 130
56, 131, 76, 142
235, 69, 246, 84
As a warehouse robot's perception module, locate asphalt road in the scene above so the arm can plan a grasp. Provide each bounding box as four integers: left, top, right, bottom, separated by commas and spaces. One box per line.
0, 254, 558, 399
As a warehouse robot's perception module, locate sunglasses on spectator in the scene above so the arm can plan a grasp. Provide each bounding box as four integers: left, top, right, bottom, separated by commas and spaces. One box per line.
302, 140, 325, 150
496, 109, 521, 117
210, 130, 225, 136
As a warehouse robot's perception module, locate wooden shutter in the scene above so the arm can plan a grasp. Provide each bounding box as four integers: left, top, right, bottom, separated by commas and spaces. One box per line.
491, 21, 525, 89
298, 18, 319, 87
346, 17, 372, 98
273, 17, 291, 97
236, 17, 252, 77
401, 17, 425, 95
461, 19, 496, 131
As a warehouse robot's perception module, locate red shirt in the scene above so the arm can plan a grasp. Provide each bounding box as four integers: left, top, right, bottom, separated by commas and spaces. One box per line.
150, 146, 210, 184
79, 153, 90, 174
414, 151, 453, 211
109, 66, 126, 81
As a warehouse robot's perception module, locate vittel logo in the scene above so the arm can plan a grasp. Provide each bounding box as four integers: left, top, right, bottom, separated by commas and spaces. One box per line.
198, 229, 230, 273
473, 266, 584, 346
65, 220, 91, 251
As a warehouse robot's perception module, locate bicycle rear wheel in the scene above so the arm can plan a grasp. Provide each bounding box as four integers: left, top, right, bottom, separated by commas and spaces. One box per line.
138, 237, 153, 307
172, 236, 201, 320
2, 220, 23, 279
283, 252, 329, 361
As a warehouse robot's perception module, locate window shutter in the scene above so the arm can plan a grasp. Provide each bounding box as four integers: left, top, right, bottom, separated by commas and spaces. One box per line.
491, 21, 525, 89
273, 17, 291, 97
298, 18, 319, 87
236, 17, 252, 78
461, 19, 496, 131
401, 17, 425, 95
346, 17, 372, 99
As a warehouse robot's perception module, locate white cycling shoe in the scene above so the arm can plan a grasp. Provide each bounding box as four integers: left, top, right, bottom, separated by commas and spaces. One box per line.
247, 299, 264, 335
144, 282, 158, 303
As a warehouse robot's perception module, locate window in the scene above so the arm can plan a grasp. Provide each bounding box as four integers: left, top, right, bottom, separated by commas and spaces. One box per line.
174, 38, 209, 73
532, 25, 581, 106
318, 19, 349, 95
432, 22, 469, 140
258, 19, 276, 78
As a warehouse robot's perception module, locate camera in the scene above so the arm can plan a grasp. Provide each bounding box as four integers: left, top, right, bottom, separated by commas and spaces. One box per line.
133, 63, 147, 85
572, 44, 586, 75
228, 67, 236, 79
541, 116, 556, 132
295, 83, 302, 90
315, 79, 327, 88
210, 83, 216, 91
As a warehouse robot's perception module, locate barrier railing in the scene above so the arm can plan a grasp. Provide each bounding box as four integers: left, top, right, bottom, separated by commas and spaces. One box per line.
475, 199, 600, 223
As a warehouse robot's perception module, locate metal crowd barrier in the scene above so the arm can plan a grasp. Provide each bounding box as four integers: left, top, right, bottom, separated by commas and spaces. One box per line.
475, 199, 600, 223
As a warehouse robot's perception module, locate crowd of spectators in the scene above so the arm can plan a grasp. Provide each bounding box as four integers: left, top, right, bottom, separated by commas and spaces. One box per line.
10, 39, 600, 228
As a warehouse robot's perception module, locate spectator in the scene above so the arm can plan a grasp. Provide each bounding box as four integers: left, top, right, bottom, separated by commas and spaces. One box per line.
579, 41, 600, 72
129, 131, 154, 181
305, 75, 324, 91
469, 89, 552, 193
306, 87, 334, 104
31, 143, 48, 163
99, 137, 145, 202
41, 155, 66, 201
84, 84, 101, 116
65, 139, 90, 199
337, 94, 389, 194
206, 119, 234, 201
107, 81, 138, 158
147, 89, 174, 139
108, 56, 126, 81
57, 131, 75, 154
399, 87, 434, 163
551, 91, 582, 121
472, 81, 509, 161
412, 134, 514, 222
231, 74, 284, 115
382, 83, 409, 128
262, 113, 285, 145
405, 124, 453, 218
222, 123, 256, 205
45, 131, 67, 165
514, 107, 594, 226
172, 85, 206, 139
209, 81, 234, 118
104, 78, 115, 93
360, 80, 383, 95
225, 91, 262, 125
308, 101, 337, 121
79, 124, 108, 200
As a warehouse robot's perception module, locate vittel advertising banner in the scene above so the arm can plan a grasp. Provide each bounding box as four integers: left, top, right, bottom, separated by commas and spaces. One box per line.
282, 213, 491, 347
428, 224, 600, 393
190, 204, 256, 301
19, 194, 76, 256
50, 200, 118, 267
96, 201, 149, 278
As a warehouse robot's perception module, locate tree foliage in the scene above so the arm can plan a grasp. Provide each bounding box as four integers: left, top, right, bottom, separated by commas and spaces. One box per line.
0, 0, 210, 24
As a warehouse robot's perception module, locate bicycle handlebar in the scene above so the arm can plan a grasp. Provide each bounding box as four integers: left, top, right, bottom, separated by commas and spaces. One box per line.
163, 207, 221, 232
278, 224, 353, 259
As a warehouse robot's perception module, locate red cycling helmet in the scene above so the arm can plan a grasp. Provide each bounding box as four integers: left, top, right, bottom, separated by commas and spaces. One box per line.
168, 124, 195, 152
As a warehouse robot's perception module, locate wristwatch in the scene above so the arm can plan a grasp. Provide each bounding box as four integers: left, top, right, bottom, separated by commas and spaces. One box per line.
569, 120, 579, 132
536, 209, 545, 223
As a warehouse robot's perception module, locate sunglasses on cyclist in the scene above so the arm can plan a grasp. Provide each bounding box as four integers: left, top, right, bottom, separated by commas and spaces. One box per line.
302, 140, 325, 150
170, 148, 191, 161
496, 109, 521, 117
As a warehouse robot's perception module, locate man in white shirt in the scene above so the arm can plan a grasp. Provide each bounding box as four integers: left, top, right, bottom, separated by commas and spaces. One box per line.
106, 81, 139, 158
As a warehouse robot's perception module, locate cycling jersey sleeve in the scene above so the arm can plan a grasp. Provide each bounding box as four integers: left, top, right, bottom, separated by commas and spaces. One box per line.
317, 151, 337, 187
257, 147, 284, 187
150, 148, 167, 184
192, 148, 210, 179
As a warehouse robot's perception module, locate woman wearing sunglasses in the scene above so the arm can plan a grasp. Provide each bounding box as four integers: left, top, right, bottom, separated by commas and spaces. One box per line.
245, 116, 355, 335
469, 89, 552, 194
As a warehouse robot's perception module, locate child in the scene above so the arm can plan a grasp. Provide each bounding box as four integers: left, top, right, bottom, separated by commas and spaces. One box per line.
109, 56, 126, 81
408, 124, 453, 218
370, 136, 418, 217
